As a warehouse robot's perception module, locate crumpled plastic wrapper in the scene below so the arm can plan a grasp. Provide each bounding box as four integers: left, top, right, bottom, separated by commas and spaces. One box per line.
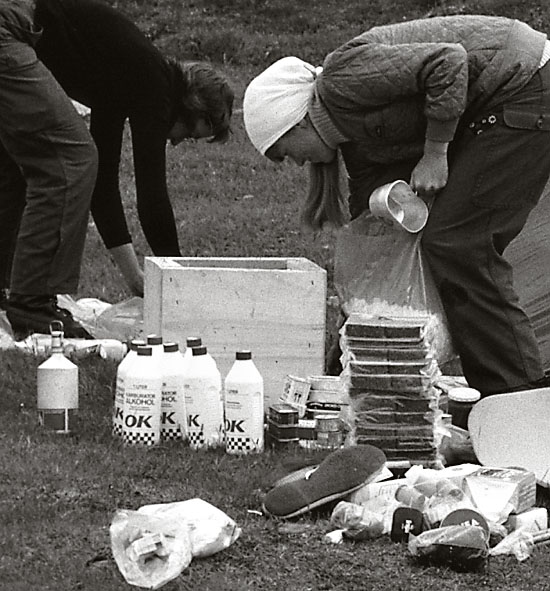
408, 524, 489, 571
489, 529, 536, 562
330, 501, 385, 540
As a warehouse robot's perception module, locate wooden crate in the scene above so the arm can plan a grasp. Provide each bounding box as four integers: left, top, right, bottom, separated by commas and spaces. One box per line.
144, 257, 327, 407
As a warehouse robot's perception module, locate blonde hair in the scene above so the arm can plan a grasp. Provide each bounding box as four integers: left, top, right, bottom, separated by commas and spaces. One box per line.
301, 157, 348, 231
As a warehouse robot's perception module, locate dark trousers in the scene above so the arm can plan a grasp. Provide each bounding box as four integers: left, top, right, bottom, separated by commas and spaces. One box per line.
0, 1, 97, 295
421, 63, 550, 395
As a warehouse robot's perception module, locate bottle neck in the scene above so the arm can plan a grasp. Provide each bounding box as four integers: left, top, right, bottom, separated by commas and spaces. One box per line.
50, 333, 64, 354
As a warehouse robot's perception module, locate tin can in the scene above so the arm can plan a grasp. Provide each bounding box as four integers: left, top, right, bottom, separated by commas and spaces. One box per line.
268, 403, 299, 425
316, 430, 343, 449
267, 420, 298, 440
315, 415, 341, 432
448, 387, 481, 430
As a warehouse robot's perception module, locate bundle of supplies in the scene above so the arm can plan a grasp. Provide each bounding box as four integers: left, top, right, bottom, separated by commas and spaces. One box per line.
340, 313, 445, 466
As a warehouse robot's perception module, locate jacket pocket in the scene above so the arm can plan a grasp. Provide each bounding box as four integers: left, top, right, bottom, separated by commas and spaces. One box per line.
503, 106, 550, 131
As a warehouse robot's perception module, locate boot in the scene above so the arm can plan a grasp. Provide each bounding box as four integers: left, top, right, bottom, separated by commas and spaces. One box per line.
7, 293, 92, 340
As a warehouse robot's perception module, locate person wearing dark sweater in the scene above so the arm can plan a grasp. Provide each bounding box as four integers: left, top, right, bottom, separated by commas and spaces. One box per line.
0, 0, 233, 338
243, 15, 550, 397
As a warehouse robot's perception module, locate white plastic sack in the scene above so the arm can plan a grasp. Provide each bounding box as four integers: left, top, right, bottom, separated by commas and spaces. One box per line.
137, 498, 242, 558
110, 509, 193, 590
58, 294, 144, 341
110, 499, 241, 589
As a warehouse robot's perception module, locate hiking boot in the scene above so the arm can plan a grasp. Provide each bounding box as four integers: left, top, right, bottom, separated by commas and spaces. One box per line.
6, 294, 92, 340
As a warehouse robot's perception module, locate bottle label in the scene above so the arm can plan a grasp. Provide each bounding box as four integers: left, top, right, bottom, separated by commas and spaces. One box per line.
161, 385, 186, 442
224, 385, 264, 454
123, 383, 161, 446
112, 376, 125, 438
185, 383, 224, 449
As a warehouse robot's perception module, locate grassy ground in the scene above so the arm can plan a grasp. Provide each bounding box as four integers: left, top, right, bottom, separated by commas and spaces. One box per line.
2, 0, 550, 589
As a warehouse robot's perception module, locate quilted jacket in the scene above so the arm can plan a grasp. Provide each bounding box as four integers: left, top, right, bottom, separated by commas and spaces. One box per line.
314, 15, 547, 166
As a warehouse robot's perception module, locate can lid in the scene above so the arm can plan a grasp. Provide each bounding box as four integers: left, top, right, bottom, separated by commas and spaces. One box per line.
137, 345, 153, 356
186, 336, 202, 348
192, 345, 207, 356
147, 334, 163, 346
164, 342, 179, 353
448, 387, 481, 403
236, 350, 252, 360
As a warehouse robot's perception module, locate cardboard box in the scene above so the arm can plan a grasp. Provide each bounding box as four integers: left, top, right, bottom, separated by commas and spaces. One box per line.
506, 180, 550, 370
144, 257, 326, 407
464, 467, 536, 523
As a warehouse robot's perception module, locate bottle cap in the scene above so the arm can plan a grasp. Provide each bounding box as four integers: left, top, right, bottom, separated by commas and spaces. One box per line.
164, 342, 179, 353
137, 345, 153, 356
186, 336, 202, 348
192, 345, 207, 356
448, 387, 481, 403
130, 339, 146, 351
147, 334, 163, 346
236, 350, 252, 360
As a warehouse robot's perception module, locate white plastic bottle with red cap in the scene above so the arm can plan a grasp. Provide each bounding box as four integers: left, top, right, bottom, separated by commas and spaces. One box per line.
183, 345, 224, 449
160, 342, 188, 441
113, 338, 145, 438
37, 321, 78, 434
224, 350, 264, 454
122, 345, 162, 446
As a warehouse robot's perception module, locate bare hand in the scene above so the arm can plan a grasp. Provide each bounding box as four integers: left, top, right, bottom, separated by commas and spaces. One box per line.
410, 151, 449, 199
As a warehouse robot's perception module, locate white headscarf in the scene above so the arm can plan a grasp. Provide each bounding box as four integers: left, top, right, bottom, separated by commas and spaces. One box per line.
243, 56, 322, 155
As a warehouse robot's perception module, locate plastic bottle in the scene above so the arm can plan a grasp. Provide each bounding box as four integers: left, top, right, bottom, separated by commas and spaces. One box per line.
160, 342, 188, 441
183, 345, 224, 449
122, 345, 162, 446
112, 339, 146, 438
224, 350, 264, 454
37, 321, 78, 434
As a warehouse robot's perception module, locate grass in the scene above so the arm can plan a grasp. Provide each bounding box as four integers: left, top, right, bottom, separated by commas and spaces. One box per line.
2, 0, 550, 589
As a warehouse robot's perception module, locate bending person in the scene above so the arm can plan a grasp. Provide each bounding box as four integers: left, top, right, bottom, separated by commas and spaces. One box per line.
0, 0, 97, 338
1, 0, 234, 338
243, 15, 550, 397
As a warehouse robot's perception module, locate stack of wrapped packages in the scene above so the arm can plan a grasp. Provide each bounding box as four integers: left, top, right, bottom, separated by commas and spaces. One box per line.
340, 313, 447, 467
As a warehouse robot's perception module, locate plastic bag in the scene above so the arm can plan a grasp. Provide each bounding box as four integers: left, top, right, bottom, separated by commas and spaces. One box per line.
489, 528, 535, 562
110, 499, 241, 589
330, 501, 385, 540
408, 524, 489, 571
334, 211, 455, 365
110, 509, 193, 590
58, 294, 144, 341
135, 499, 242, 558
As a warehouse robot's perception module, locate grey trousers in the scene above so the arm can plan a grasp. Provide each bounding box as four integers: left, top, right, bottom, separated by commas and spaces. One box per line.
0, 1, 97, 295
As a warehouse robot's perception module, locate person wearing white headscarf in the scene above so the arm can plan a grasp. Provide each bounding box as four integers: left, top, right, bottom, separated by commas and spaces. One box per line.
243, 15, 550, 399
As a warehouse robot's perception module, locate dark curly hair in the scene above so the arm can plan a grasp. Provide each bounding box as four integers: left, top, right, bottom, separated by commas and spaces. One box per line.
174, 60, 234, 143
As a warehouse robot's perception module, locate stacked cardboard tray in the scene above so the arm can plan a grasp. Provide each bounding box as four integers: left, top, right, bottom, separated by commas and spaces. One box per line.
340, 313, 444, 467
